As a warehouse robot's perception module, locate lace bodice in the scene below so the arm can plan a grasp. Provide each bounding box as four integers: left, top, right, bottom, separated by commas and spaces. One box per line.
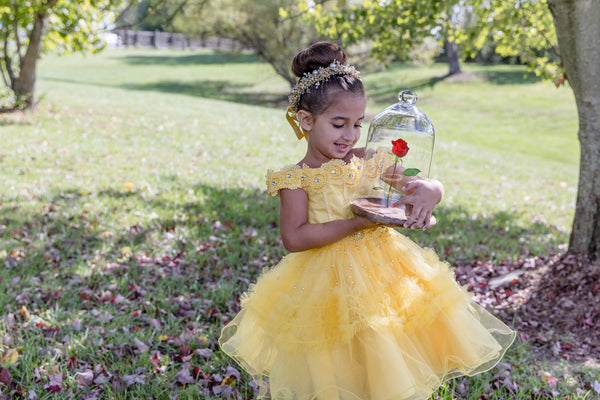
266, 153, 391, 224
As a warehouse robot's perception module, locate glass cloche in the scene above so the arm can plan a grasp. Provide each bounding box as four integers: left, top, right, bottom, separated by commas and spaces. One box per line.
350, 90, 436, 226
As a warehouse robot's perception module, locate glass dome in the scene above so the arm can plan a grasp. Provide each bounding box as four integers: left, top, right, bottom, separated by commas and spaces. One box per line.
365, 90, 434, 177
351, 90, 435, 223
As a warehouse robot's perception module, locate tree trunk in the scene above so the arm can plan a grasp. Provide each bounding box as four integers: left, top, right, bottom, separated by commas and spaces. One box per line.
444, 38, 461, 76
13, 3, 55, 109
548, 0, 600, 260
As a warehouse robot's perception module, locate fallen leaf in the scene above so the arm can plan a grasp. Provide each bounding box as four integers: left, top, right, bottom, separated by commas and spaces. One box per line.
72, 318, 81, 332
196, 348, 212, 358
133, 337, 149, 353
122, 374, 145, 386
174, 363, 195, 384
150, 352, 161, 368
0, 348, 19, 367
76, 370, 94, 387
0, 367, 11, 386
592, 380, 600, 394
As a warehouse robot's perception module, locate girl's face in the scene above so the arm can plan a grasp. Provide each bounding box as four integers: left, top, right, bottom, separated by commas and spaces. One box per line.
299, 92, 366, 166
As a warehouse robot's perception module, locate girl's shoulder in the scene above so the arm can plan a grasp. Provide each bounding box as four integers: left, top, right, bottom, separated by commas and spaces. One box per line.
266, 156, 363, 197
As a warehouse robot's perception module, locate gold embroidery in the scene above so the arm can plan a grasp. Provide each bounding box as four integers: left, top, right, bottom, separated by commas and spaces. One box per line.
265, 157, 364, 197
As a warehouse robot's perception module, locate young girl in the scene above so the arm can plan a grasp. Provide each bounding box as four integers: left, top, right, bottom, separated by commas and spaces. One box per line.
220, 42, 515, 400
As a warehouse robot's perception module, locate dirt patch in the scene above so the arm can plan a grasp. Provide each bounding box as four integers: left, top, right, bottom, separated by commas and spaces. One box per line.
454, 253, 600, 367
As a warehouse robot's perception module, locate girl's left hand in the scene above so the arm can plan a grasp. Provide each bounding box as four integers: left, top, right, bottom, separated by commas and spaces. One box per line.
391, 179, 443, 230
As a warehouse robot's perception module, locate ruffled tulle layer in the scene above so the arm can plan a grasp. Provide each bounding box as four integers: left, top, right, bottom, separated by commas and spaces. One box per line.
220, 227, 515, 400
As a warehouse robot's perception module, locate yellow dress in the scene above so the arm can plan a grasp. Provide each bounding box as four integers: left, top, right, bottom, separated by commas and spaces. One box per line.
219, 156, 515, 400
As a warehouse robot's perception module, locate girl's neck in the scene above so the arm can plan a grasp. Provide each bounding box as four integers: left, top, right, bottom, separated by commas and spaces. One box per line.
298, 151, 355, 168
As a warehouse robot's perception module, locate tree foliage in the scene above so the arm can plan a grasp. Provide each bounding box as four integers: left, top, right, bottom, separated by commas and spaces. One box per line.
0, 0, 125, 110
115, 0, 206, 32
305, 0, 453, 62
173, 0, 321, 86
461, 0, 561, 83
305, 0, 561, 82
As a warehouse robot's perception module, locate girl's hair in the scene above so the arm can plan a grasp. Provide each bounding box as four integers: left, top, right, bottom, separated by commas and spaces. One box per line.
291, 42, 364, 116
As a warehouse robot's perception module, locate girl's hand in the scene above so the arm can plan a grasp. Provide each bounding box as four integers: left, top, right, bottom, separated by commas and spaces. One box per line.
391, 179, 443, 230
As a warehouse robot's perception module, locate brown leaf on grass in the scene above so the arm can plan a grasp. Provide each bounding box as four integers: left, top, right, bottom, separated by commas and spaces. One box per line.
122, 373, 145, 386
150, 352, 161, 369
133, 337, 149, 353
43, 372, 63, 393
75, 370, 94, 387
2, 313, 15, 330
71, 318, 81, 332
0, 349, 18, 367
196, 348, 212, 358
0, 367, 11, 386
592, 380, 600, 394
174, 363, 196, 385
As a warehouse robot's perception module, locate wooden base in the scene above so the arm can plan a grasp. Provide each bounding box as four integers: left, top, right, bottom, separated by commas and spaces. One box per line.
350, 197, 436, 228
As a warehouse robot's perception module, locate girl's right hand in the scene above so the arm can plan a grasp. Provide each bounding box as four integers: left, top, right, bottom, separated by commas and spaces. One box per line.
391, 178, 443, 230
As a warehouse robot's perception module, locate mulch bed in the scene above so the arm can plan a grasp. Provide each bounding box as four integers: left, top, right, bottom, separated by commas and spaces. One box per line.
453, 253, 600, 366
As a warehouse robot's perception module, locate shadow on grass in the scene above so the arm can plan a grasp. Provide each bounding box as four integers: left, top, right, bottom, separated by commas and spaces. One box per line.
368, 75, 449, 104
121, 80, 288, 107
0, 180, 567, 309
115, 51, 260, 66
0, 180, 571, 396
368, 67, 540, 104
476, 68, 542, 85
43, 75, 289, 109
0, 181, 566, 289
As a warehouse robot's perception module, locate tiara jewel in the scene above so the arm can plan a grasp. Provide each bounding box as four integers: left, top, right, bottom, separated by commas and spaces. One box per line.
288, 60, 361, 113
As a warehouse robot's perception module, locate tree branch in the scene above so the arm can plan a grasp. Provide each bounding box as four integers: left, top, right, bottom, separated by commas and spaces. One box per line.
0, 36, 12, 87
2, 29, 15, 88
161, 0, 191, 29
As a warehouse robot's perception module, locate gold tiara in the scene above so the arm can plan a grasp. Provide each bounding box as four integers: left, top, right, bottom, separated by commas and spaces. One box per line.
288, 61, 361, 113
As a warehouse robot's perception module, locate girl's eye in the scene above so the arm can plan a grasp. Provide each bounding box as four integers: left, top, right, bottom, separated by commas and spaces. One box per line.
333, 124, 343, 129
355, 124, 362, 128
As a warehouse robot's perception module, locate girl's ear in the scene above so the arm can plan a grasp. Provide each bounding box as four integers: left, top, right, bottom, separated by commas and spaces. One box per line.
296, 110, 314, 132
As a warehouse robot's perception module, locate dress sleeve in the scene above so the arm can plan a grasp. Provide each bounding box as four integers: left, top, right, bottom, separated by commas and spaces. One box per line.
266, 167, 306, 197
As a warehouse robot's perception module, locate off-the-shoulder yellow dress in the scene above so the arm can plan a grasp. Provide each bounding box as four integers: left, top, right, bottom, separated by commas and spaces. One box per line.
219, 155, 515, 400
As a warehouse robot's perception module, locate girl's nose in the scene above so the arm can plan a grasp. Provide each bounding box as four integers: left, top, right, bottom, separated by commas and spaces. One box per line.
343, 127, 357, 140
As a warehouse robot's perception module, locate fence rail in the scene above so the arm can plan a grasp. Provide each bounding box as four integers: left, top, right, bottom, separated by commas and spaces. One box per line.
113, 30, 247, 51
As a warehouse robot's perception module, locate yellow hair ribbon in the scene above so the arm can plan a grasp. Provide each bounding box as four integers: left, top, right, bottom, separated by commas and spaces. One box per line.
286, 107, 307, 141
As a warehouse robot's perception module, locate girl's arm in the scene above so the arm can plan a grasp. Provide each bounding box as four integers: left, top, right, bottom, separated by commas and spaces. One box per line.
278, 187, 377, 252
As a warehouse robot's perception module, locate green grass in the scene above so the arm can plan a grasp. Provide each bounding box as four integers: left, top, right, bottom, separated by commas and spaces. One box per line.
0, 48, 594, 399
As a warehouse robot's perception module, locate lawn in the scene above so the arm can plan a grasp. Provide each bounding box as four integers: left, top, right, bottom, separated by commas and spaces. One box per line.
0, 48, 596, 399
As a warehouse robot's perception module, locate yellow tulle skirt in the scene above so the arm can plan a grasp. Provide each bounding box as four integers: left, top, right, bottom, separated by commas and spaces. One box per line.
220, 227, 515, 400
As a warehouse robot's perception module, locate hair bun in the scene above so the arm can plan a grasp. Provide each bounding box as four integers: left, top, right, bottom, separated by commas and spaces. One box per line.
291, 42, 348, 78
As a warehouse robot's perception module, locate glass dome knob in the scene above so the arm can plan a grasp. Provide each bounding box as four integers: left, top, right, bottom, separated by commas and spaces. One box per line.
399, 90, 417, 105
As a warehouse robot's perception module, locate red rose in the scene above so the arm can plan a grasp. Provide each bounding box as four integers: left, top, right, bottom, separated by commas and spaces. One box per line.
391, 139, 409, 158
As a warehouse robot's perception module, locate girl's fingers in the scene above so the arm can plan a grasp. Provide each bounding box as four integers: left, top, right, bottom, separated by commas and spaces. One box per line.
404, 205, 422, 228
421, 211, 432, 230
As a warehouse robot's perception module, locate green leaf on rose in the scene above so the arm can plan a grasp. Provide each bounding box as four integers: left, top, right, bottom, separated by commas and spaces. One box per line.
403, 168, 421, 176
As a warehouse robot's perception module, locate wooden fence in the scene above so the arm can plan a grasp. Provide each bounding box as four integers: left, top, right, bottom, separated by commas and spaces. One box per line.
113, 30, 247, 51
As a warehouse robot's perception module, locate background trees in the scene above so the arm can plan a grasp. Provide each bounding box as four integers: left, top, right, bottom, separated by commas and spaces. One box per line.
176, 0, 321, 86
0, 0, 126, 111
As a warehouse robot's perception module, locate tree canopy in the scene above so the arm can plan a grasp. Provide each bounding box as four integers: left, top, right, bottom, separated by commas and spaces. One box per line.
305, 0, 561, 82
0, 0, 125, 110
